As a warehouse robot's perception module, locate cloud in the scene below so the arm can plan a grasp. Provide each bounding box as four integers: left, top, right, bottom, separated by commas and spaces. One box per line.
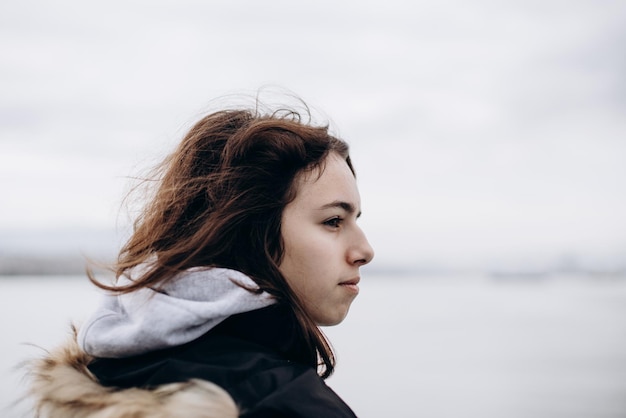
1, 0, 625, 268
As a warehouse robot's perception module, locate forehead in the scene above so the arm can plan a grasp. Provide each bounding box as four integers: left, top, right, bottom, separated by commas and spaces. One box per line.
290, 153, 361, 209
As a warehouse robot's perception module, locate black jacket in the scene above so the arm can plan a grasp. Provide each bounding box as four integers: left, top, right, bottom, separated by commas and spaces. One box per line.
88, 304, 357, 418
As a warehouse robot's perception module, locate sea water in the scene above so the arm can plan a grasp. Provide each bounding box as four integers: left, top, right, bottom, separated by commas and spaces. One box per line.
1, 274, 625, 418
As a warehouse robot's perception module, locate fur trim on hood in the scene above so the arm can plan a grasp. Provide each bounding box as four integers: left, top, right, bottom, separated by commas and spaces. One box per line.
26, 326, 238, 418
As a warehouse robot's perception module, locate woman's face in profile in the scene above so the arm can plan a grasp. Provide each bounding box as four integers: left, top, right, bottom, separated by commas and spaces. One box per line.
279, 153, 374, 326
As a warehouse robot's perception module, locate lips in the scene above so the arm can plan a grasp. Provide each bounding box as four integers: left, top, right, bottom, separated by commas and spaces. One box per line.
339, 277, 360, 294
339, 277, 360, 286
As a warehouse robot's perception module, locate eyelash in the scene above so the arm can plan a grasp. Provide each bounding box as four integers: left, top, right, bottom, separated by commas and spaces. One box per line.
323, 217, 343, 228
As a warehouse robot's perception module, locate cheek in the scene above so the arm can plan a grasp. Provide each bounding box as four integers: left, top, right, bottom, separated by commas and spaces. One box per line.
289, 233, 333, 269
282, 239, 316, 279
281, 233, 332, 288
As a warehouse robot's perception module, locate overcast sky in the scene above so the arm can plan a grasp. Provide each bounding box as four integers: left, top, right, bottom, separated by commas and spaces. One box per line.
1, 0, 625, 272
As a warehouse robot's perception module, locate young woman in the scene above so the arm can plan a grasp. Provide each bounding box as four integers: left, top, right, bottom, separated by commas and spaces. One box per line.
28, 103, 374, 417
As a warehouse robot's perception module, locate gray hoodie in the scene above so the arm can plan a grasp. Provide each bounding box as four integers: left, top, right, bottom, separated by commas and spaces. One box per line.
77, 267, 275, 358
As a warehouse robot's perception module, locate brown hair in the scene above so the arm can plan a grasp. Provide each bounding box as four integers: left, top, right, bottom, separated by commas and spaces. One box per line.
90, 106, 353, 378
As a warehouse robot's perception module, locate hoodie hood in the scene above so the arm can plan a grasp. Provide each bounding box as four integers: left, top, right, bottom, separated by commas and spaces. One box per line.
78, 267, 275, 358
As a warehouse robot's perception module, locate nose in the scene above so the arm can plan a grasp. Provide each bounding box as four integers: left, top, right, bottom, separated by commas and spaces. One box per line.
348, 226, 375, 266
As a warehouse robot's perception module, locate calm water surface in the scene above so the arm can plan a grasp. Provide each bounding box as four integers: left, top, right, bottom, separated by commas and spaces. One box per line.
2, 274, 625, 418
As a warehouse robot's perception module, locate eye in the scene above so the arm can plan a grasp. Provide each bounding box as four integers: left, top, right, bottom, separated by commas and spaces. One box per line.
323, 217, 343, 228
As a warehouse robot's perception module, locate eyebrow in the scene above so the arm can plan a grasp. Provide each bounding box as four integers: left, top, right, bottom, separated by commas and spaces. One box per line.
319, 200, 362, 218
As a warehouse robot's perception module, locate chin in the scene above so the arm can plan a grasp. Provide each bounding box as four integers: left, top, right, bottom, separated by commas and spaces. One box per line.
315, 311, 349, 327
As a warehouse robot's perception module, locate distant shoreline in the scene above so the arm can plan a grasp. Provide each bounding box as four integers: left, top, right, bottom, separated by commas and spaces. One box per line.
1, 254, 625, 279
0, 254, 112, 276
